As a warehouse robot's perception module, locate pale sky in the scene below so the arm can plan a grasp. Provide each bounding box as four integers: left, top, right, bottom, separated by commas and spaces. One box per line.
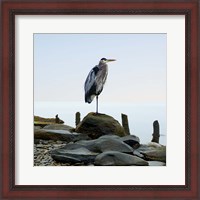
34, 33, 166, 103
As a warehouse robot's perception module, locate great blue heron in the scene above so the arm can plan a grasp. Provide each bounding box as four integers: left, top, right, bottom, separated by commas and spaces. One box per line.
84, 58, 116, 113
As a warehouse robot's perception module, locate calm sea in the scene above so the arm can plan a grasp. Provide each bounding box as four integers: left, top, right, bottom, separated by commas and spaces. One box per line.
34, 101, 166, 145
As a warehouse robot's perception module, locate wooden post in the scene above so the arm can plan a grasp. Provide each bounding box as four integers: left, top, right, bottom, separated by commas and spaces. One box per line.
55, 114, 59, 123
121, 113, 130, 135
76, 112, 81, 126
151, 120, 160, 143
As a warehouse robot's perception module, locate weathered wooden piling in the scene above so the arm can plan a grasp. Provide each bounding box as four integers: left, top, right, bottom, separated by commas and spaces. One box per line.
121, 113, 130, 135
55, 114, 59, 123
75, 112, 81, 126
151, 120, 160, 143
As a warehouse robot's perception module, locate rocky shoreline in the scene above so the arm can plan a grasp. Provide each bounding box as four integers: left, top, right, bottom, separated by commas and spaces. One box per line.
34, 112, 166, 166
34, 140, 89, 166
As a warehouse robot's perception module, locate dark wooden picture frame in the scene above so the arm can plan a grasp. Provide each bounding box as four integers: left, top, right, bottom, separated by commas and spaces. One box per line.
1, 0, 199, 199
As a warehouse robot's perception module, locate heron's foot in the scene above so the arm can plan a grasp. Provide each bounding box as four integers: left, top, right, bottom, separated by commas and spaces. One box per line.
93, 112, 104, 116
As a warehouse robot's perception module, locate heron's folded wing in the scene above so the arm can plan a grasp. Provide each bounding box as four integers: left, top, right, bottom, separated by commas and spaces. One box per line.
84, 66, 98, 94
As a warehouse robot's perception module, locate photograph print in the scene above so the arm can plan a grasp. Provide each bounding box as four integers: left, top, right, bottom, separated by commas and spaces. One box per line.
34, 33, 166, 166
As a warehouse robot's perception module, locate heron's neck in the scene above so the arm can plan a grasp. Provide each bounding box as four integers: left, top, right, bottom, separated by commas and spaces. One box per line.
98, 63, 108, 70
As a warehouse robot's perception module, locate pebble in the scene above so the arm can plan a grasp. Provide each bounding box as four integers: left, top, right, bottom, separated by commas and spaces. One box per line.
34, 140, 68, 166
34, 140, 85, 166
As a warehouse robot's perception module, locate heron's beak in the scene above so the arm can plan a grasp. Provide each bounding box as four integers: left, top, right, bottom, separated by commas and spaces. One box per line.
107, 59, 116, 62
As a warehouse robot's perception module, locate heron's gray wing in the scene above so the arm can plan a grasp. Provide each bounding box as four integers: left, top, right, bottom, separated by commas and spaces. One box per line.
84, 67, 97, 92
84, 66, 99, 103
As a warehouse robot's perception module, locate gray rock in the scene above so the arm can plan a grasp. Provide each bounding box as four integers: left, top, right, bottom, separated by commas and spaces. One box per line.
75, 112, 127, 139
133, 150, 144, 158
120, 135, 140, 149
148, 161, 166, 166
76, 137, 134, 153
51, 147, 98, 164
98, 135, 121, 140
43, 124, 75, 132
147, 142, 163, 148
94, 151, 148, 166
136, 144, 158, 152
136, 143, 166, 163
34, 129, 90, 142
52, 154, 81, 164
140, 147, 166, 163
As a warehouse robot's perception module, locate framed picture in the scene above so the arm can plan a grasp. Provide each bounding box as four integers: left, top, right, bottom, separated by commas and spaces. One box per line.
1, 0, 199, 199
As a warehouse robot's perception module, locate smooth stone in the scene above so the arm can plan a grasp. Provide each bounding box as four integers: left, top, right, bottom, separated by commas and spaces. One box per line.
43, 124, 75, 132
140, 148, 166, 162
136, 144, 157, 152
148, 161, 166, 166
94, 151, 149, 166
57, 143, 86, 151
147, 142, 163, 148
51, 147, 98, 164
76, 137, 134, 153
98, 135, 121, 140
75, 112, 127, 139
120, 135, 140, 149
34, 129, 90, 142
133, 150, 144, 158
51, 154, 81, 164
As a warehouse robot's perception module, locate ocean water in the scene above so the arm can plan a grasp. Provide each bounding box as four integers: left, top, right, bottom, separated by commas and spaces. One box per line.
34, 101, 166, 145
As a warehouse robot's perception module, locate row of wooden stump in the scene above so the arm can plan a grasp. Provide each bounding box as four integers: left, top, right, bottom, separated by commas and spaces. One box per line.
54, 112, 160, 144
75, 112, 160, 144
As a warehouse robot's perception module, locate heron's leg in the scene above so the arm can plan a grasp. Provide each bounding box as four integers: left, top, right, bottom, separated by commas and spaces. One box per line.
96, 95, 98, 114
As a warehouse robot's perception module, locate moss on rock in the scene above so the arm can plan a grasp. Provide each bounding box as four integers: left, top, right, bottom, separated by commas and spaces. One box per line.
34, 115, 64, 127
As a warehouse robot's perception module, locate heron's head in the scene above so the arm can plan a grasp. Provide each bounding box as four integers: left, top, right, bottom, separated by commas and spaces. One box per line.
99, 58, 116, 64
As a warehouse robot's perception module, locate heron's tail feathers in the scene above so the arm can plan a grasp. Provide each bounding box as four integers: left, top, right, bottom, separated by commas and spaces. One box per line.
85, 94, 95, 103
